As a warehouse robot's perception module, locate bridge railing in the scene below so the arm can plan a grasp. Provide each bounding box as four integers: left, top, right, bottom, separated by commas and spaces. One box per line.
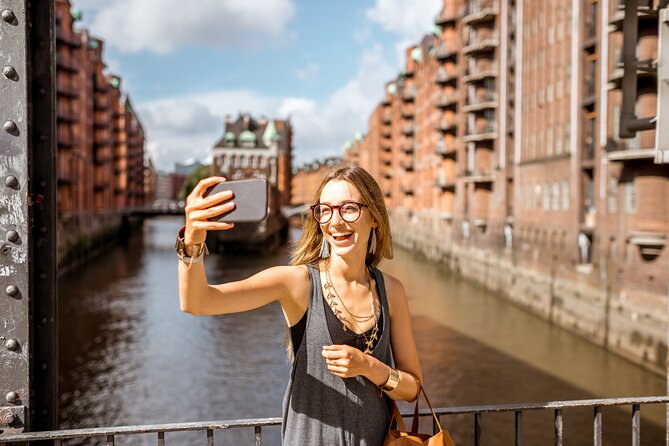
0, 395, 666, 445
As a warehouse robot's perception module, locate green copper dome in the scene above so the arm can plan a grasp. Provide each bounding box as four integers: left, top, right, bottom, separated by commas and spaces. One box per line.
411, 47, 422, 63
239, 130, 257, 143
224, 131, 236, 142
110, 77, 120, 89
70, 8, 82, 21
354, 132, 363, 141
431, 24, 442, 36
87, 38, 99, 50
387, 83, 397, 95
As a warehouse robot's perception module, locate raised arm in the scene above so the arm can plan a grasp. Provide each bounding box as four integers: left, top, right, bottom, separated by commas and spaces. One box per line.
177, 176, 308, 318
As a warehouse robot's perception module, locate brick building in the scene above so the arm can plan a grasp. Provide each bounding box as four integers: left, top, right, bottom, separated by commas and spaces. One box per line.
348, 0, 669, 372
291, 157, 343, 206
55, 0, 151, 266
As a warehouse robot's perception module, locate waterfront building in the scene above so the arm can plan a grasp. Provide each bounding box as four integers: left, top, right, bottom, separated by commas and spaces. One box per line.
209, 113, 292, 249
348, 0, 669, 373
291, 157, 343, 206
55, 0, 149, 266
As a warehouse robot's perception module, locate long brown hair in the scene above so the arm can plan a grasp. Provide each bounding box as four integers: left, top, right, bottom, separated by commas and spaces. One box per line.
291, 165, 393, 267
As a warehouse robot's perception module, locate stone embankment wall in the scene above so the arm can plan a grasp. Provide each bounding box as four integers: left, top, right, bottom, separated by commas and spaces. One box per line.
391, 215, 667, 376
57, 212, 142, 275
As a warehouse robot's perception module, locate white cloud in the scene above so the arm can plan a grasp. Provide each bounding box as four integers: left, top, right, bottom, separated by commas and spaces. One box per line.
366, 0, 442, 41
294, 62, 320, 81
82, 0, 296, 54
137, 46, 394, 171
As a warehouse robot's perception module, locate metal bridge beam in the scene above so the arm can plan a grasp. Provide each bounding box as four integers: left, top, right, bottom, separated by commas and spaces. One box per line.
0, 0, 57, 436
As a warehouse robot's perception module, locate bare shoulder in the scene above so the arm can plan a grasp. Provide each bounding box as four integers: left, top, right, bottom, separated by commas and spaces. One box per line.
263, 264, 311, 303
378, 271, 408, 315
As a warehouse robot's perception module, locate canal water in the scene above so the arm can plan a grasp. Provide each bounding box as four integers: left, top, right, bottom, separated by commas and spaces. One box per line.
58, 216, 666, 445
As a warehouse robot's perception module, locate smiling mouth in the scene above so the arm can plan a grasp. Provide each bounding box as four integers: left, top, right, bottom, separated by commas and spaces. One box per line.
332, 232, 353, 242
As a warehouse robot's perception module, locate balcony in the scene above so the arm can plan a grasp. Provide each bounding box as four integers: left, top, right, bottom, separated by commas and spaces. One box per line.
381, 113, 392, 124
463, 124, 497, 142
57, 85, 80, 99
463, 38, 498, 56
56, 29, 81, 48
434, 93, 457, 109
461, 170, 494, 183
435, 67, 457, 84
435, 43, 457, 61
435, 5, 458, 25
463, 67, 497, 84
627, 231, 667, 258
402, 87, 416, 102
604, 140, 656, 162
401, 124, 415, 136
436, 171, 456, 190
436, 140, 457, 158
463, 0, 499, 26
57, 109, 80, 124
401, 182, 414, 194
382, 169, 393, 179
400, 141, 414, 153
436, 118, 457, 133
400, 158, 415, 171
381, 143, 392, 152
401, 106, 415, 118
56, 54, 79, 73
608, 58, 656, 88
463, 92, 497, 113
382, 157, 392, 166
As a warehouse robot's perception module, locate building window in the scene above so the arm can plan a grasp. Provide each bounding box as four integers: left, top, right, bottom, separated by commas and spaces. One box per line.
561, 180, 569, 210
607, 177, 618, 212
543, 181, 550, 210
546, 126, 554, 155
260, 157, 268, 169
546, 84, 553, 104
535, 184, 542, 209
552, 182, 560, 210
624, 181, 636, 213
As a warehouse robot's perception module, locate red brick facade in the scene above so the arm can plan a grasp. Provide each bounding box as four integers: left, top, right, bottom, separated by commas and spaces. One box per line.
56, 0, 150, 224
348, 0, 668, 314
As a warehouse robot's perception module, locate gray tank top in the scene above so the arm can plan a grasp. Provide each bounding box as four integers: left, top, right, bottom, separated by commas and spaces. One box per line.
282, 265, 393, 445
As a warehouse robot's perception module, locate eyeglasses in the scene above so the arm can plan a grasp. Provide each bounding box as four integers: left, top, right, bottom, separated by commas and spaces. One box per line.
310, 201, 368, 224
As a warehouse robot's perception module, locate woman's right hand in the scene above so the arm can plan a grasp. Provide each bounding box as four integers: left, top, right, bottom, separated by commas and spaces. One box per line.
184, 176, 236, 246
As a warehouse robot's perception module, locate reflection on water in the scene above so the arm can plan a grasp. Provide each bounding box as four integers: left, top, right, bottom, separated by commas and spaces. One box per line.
59, 216, 665, 445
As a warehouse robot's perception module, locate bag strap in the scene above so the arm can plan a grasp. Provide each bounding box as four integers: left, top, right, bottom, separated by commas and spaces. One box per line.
410, 384, 443, 434
389, 401, 409, 433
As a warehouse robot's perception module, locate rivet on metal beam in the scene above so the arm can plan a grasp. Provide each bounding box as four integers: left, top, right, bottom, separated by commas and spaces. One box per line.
6, 230, 19, 243
5, 285, 18, 297
5, 176, 18, 189
3, 120, 18, 134
5, 338, 18, 351
1, 9, 16, 24
5, 391, 19, 404
3, 66, 18, 81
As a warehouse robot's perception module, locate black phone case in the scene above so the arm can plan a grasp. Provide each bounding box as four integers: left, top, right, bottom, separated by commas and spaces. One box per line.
203, 178, 269, 223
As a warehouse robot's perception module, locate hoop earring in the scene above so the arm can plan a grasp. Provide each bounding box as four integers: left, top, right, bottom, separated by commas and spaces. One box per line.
319, 237, 330, 259
369, 228, 377, 255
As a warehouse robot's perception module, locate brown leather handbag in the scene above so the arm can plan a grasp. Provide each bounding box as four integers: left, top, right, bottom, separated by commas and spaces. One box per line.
383, 386, 456, 446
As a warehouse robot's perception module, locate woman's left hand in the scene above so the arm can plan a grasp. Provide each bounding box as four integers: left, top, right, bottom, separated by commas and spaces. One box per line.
322, 344, 370, 378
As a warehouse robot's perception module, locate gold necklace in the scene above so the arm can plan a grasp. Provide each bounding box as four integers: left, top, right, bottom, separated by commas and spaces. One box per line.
324, 268, 379, 354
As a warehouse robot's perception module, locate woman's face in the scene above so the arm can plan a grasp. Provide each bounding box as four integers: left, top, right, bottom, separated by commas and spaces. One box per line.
318, 180, 375, 261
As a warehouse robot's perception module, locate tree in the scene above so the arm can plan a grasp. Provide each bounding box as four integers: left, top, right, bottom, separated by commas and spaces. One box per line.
177, 165, 211, 201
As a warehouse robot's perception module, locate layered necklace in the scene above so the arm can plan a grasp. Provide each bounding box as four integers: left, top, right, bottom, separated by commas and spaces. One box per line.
324, 268, 379, 355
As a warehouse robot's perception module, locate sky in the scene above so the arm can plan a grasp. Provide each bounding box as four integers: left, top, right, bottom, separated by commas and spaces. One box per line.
73, 0, 443, 172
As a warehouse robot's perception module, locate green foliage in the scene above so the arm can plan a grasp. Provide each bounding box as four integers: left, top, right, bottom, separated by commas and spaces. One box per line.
177, 165, 211, 201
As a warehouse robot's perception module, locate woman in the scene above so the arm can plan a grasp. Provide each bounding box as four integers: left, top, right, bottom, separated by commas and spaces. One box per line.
178, 165, 422, 445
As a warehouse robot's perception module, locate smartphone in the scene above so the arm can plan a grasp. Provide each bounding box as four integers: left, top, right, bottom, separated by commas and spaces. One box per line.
203, 178, 269, 223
